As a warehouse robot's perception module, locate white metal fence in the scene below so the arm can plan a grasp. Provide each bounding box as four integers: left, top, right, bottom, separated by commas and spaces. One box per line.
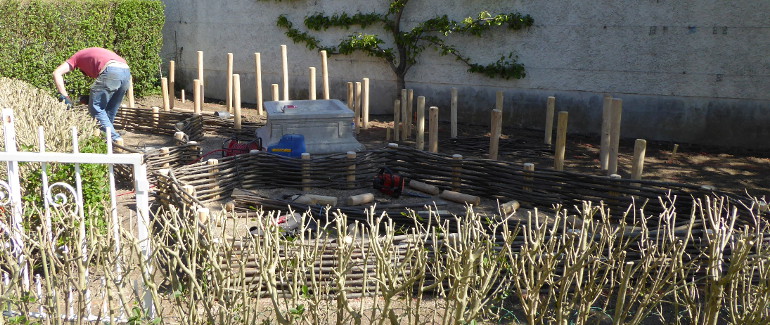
0, 108, 153, 323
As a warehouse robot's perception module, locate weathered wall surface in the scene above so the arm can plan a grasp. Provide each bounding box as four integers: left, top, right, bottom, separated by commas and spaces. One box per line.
160, 0, 770, 149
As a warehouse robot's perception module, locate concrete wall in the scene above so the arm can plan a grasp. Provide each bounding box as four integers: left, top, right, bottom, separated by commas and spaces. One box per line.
160, 0, 770, 149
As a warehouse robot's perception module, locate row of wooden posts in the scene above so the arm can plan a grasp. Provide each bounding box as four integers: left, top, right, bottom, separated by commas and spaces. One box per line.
119, 45, 648, 181
389, 90, 649, 181
122, 45, 375, 134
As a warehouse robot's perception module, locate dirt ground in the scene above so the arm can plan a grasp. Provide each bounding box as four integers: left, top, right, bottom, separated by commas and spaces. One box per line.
126, 94, 769, 201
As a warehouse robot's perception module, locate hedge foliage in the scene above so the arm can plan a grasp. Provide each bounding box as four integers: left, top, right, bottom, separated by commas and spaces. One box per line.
0, 0, 164, 98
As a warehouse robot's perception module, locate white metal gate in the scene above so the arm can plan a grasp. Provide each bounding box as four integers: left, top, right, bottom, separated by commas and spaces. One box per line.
0, 109, 153, 323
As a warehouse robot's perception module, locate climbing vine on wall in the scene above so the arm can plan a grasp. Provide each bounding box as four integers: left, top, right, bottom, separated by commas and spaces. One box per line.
274, 0, 533, 91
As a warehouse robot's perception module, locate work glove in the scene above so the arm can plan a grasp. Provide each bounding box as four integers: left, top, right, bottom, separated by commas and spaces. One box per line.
57, 93, 73, 109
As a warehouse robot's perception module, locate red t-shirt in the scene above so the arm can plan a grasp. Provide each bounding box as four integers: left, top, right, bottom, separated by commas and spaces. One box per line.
66, 47, 127, 78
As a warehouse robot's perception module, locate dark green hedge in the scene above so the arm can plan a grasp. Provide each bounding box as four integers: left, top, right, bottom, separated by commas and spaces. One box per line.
0, 0, 164, 98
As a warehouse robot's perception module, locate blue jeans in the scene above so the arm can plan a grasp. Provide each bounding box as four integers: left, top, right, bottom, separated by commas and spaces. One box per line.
89, 66, 131, 140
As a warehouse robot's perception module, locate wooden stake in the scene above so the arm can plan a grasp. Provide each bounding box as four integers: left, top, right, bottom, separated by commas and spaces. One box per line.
393, 99, 401, 142
255, 53, 263, 115
309, 67, 316, 100
347, 151, 356, 189
355, 81, 362, 134
233, 74, 242, 130
346, 82, 354, 109
599, 94, 612, 170
440, 190, 480, 206
409, 180, 439, 195
631, 139, 646, 180
490, 109, 502, 160
496, 90, 504, 112
668, 144, 679, 163
207, 159, 220, 200
347, 193, 374, 206
608, 98, 623, 175
152, 106, 160, 128
363, 78, 370, 129
321, 50, 329, 99
181, 89, 185, 103
429, 106, 439, 153
523, 162, 535, 192
169, 60, 175, 109
452, 154, 462, 191
280, 45, 289, 101
127, 76, 135, 108
400, 89, 408, 140
193, 79, 201, 115
544, 96, 555, 145
227, 52, 233, 112
160, 77, 170, 111
554, 111, 568, 171
416, 96, 426, 150
406, 89, 414, 136
271, 84, 279, 101
197, 50, 204, 102
451, 87, 458, 138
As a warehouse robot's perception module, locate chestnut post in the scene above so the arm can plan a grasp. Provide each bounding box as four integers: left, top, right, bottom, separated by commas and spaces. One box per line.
496, 90, 504, 112
233, 74, 242, 130
393, 99, 401, 142
174, 132, 186, 146
169, 60, 175, 109
429, 106, 439, 153
152, 106, 160, 128
440, 190, 480, 206
450, 87, 458, 138
631, 139, 647, 181
608, 174, 622, 198
227, 52, 233, 112
181, 89, 185, 103
400, 89, 408, 140
544, 96, 555, 145
406, 89, 414, 136
321, 50, 330, 99
523, 162, 535, 192
608, 98, 623, 175
197, 50, 204, 102
452, 154, 462, 191
554, 111, 568, 171
355, 81, 362, 134
127, 76, 135, 108
346, 82, 354, 109
208, 159, 220, 200
302, 153, 311, 191
193, 79, 201, 115
599, 94, 612, 170
160, 148, 170, 169
255, 53, 264, 115
347, 151, 356, 189
386, 127, 391, 141
363, 78, 370, 129
490, 109, 502, 160
161, 77, 170, 112
271, 84, 279, 101
183, 184, 197, 202
281, 45, 289, 100
308, 67, 316, 100
416, 96, 426, 150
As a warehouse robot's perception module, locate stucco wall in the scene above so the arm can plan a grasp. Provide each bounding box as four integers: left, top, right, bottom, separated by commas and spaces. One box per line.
160, 0, 770, 149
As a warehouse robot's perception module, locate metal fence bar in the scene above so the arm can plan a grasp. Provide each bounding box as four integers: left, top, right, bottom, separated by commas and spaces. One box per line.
0, 108, 153, 322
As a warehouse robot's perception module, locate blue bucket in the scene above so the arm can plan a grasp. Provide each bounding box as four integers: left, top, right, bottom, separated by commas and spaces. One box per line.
267, 134, 306, 158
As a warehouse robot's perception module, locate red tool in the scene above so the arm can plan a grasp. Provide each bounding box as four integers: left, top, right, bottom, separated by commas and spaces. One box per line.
373, 167, 405, 198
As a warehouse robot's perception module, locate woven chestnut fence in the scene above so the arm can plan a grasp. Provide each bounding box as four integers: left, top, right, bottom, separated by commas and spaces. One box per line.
155, 145, 752, 227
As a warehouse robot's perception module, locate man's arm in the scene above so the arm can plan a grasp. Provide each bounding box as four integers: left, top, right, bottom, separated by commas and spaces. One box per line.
52, 62, 73, 96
